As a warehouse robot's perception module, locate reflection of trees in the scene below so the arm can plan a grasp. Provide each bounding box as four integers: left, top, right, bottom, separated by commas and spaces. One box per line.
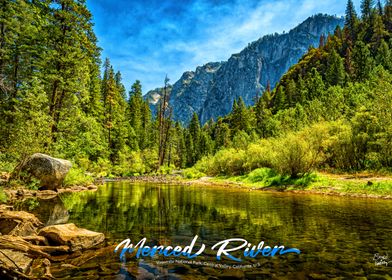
59, 183, 392, 260
41, 184, 392, 278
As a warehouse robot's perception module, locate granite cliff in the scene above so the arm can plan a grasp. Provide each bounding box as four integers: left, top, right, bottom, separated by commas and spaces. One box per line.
145, 14, 344, 124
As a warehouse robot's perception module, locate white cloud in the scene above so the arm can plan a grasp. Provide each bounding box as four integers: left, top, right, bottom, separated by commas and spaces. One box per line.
96, 0, 362, 93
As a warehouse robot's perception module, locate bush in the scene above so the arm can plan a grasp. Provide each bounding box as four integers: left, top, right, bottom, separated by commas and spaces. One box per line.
183, 168, 206, 179
244, 140, 275, 172
157, 164, 176, 175
63, 167, 94, 187
211, 148, 246, 175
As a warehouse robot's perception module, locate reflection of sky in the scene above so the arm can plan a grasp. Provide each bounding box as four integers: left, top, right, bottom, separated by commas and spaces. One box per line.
87, 0, 361, 93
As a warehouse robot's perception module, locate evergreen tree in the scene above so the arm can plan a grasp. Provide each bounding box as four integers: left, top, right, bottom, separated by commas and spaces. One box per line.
306, 68, 325, 99
140, 101, 152, 150
371, 14, 388, 46
361, 0, 375, 21
230, 97, 252, 133
285, 79, 297, 106
376, 39, 392, 70
274, 86, 286, 112
45, 0, 100, 144
128, 80, 143, 149
214, 119, 231, 150
188, 112, 201, 163
103, 66, 128, 163
326, 49, 346, 86
377, 0, 384, 16
385, 0, 392, 32
352, 41, 375, 80
345, 0, 359, 42
199, 131, 214, 157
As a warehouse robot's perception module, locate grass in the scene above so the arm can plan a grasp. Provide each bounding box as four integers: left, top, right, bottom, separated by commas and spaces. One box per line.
210, 168, 318, 190
202, 168, 392, 197
310, 173, 392, 196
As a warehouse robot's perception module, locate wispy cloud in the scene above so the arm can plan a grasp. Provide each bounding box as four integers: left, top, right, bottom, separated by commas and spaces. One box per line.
87, 0, 361, 93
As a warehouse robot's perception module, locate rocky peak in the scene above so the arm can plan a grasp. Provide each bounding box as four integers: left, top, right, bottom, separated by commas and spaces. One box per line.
145, 14, 344, 125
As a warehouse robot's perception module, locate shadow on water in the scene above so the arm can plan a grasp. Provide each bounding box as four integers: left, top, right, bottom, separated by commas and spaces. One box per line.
19, 182, 392, 279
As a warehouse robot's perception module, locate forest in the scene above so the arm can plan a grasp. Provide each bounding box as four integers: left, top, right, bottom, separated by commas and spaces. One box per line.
1, 0, 392, 187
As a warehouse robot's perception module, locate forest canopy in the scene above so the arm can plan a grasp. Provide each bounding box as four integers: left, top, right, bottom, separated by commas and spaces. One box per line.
1, 0, 392, 181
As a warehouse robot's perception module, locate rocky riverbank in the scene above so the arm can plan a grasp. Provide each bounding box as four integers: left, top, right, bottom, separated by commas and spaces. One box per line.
3, 184, 98, 204
0, 205, 107, 279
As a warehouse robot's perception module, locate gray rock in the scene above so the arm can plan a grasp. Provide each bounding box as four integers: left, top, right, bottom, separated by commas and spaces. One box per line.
19, 153, 72, 190
146, 14, 344, 125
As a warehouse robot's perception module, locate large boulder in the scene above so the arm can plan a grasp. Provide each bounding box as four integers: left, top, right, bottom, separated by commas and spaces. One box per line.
19, 153, 72, 190
39, 223, 105, 252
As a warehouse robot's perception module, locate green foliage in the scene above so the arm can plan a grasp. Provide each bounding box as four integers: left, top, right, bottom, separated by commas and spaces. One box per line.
182, 168, 206, 179
0, 188, 8, 203
232, 168, 317, 188
1, 0, 392, 186
157, 164, 176, 175
64, 167, 94, 187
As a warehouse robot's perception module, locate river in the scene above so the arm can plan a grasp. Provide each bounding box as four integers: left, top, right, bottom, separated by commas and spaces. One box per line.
17, 182, 392, 279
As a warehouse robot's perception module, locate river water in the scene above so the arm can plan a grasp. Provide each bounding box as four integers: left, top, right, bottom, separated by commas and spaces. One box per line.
18, 182, 392, 279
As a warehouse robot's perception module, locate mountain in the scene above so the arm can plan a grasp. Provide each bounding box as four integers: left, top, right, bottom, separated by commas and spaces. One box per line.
145, 14, 344, 124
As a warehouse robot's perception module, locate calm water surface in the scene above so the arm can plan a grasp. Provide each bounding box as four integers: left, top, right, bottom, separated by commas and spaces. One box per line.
19, 182, 392, 279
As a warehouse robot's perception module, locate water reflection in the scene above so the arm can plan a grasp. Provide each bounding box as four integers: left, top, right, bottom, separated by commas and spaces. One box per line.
24, 182, 392, 279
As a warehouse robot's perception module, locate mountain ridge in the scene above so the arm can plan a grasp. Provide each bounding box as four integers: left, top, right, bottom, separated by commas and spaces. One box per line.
145, 14, 344, 124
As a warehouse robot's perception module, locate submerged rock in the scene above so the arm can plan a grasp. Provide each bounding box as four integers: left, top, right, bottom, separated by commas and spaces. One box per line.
18, 153, 72, 190
0, 209, 43, 236
39, 223, 105, 251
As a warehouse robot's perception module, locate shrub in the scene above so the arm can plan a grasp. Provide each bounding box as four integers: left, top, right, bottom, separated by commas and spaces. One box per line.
64, 167, 94, 186
183, 168, 206, 179
244, 140, 275, 172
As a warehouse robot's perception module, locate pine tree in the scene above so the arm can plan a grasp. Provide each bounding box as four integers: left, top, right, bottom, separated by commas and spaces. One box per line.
214, 119, 231, 150
385, 0, 392, 32
128, 80, 143, 149
371, 14, 388, 46
230, 97, 252, 133
285, 79, 297, 106
377, 0, 383, 16
306, 68, 325, 100
352, 41, 375, 80
361, 0, 375, 21
199, 131, 213, 157
274, 86, 286, 112
103, 66, 128, 163
140, 100, 152, 150
376, 39, 392, 70
326, 49, 346, 86
188, 112, 201, 163
345, 0, 359, 42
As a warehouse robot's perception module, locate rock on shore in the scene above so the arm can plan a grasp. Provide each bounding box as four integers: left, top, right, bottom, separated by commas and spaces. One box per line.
18, 153, 72, 190
0, 208, 105, 279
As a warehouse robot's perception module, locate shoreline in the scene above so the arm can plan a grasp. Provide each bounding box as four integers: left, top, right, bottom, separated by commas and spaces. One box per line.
2, 172, 392, 204
103, 174, 392, 200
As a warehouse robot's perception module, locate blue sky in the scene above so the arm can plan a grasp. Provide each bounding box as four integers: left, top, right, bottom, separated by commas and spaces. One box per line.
86, 0, 361, 94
